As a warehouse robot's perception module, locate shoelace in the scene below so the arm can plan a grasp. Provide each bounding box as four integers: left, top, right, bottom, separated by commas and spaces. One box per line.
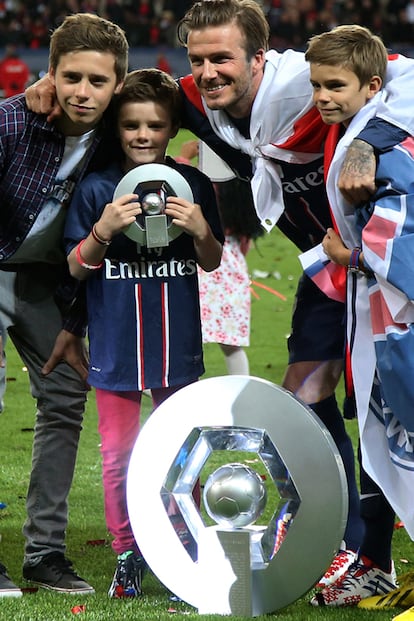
335, 561, 372, 590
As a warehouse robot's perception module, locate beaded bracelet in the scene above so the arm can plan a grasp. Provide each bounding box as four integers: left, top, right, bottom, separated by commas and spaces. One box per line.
348, 247, 362, 273
91, 223, 111, 246
75, 239, 103, 270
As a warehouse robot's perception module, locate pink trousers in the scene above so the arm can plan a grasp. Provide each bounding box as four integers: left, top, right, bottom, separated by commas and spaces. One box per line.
96, 386, 184, 555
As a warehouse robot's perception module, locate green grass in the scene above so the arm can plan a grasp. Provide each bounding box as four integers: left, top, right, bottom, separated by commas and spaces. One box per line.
0, 130, 413, 619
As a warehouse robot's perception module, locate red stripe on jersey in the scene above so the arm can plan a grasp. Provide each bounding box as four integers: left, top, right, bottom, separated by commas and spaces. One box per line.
180, 75, 205, 115
135, 283, 145, 390
160, 282, 170, 388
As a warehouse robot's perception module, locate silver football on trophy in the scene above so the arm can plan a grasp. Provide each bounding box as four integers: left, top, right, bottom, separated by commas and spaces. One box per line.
113, 163, 194, 247
203, 463, 267, 528
142, 192, 165, 216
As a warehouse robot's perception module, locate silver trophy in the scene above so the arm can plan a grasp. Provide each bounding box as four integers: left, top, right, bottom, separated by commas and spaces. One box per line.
126, 376, 348, 616
113, 163, 194, 248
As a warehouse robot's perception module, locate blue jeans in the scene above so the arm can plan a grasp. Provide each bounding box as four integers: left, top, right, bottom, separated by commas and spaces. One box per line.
0, 265, 87, 564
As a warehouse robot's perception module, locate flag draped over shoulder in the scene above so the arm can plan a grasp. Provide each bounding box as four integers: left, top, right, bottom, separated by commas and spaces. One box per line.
361, 138, 414, 438
203, 49, 326, 231
323, 94, 414, 539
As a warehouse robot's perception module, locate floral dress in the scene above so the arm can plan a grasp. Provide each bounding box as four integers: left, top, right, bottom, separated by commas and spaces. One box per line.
198, 234, 250, 347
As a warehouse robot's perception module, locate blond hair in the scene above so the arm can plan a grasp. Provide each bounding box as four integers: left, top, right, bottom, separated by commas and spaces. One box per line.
305, 25, 388, 85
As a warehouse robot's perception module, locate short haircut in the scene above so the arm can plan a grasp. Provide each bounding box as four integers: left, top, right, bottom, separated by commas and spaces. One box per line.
177, 0, 269, 59
115, 68, 182, 129
49, 13, 129, 84
305, 25, 388, 86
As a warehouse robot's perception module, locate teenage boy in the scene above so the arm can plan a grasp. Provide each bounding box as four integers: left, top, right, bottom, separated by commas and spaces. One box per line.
0, 13, 128, 596
64, 68, 223, 597
304, 25, 414, 613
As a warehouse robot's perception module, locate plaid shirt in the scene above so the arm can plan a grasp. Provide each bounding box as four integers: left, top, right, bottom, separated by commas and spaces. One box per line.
0, 93, 117, 334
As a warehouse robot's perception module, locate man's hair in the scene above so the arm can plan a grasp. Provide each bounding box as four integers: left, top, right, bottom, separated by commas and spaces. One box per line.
115, 68, 182, 129
177, 0, 269, 58
305, 25, 388, 85
49, 13, 129, 84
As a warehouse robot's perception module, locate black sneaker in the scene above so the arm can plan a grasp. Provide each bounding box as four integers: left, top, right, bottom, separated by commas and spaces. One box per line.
23, 552, 95, 594
0, 563, 22, 598
108, 551, 146, 598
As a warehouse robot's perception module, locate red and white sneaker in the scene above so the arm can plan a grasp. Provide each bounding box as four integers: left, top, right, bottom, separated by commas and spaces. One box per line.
311, 557, 398, 607
316, 548, 356, 588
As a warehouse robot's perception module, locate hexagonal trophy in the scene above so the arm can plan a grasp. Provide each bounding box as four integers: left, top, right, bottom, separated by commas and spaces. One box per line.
126, 375, 348, 616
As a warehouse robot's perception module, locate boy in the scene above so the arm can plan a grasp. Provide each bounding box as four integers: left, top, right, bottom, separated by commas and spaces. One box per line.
64, 68, 223, 598
0, 13, 128, 596
304, 26, 414, 615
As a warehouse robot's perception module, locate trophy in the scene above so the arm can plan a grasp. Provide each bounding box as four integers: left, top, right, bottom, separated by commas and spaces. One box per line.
126, 376, 348, 616
113, 163, 194, 248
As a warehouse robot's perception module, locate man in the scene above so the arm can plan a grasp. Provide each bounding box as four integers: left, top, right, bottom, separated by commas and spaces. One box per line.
0, 13, 128, 597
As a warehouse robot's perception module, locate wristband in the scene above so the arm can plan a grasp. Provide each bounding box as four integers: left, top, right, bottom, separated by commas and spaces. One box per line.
92, 223, 111, 246
75, 239, 103, 270
348, 247, 362, 273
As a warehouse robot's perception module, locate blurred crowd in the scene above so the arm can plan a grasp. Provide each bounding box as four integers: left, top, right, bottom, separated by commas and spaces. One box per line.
1, 0, 414, 51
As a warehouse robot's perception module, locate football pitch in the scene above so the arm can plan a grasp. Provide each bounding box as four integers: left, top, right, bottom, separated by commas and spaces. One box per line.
0, 130, 412, 620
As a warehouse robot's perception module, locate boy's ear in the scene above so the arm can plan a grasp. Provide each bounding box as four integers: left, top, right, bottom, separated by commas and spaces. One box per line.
367, 75, 382, 99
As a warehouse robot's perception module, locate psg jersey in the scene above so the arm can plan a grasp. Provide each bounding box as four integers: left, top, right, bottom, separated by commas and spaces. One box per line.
64, 158, 224, 391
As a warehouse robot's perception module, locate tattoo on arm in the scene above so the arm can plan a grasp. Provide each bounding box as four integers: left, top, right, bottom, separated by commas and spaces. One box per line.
343, 140, 374, 178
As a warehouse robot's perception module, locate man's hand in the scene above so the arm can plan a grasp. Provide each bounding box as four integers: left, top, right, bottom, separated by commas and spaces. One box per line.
338, 139, 376, 204
25, 74, 62, 123
42, 329, 89, 386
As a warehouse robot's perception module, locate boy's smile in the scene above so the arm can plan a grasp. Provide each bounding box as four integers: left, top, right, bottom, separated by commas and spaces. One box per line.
310, 64, 380, 127
118, 100, 178, 171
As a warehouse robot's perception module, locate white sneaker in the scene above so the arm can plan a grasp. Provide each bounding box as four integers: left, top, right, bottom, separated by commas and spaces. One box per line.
0, 563, 22, 598
316, 548, 356, 588
310, 557, 398, 607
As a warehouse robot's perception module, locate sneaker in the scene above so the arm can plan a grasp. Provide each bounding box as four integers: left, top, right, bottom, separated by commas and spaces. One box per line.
108, 551, 146, 598
316, 547, 356, 588
0, 563, 22, 598
310, 557, 397, 607
393, 606, 414, 620
23, 552, 95, 594
358, 571, 414, 609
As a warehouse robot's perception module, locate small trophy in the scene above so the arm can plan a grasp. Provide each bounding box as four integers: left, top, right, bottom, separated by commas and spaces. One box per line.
112, 163, 194, 248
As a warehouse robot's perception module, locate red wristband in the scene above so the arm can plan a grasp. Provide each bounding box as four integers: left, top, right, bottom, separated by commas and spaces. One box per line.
75, 239, 103, 270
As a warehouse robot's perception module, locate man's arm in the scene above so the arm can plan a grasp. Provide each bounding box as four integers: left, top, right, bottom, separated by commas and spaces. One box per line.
338, 120, 409, 204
